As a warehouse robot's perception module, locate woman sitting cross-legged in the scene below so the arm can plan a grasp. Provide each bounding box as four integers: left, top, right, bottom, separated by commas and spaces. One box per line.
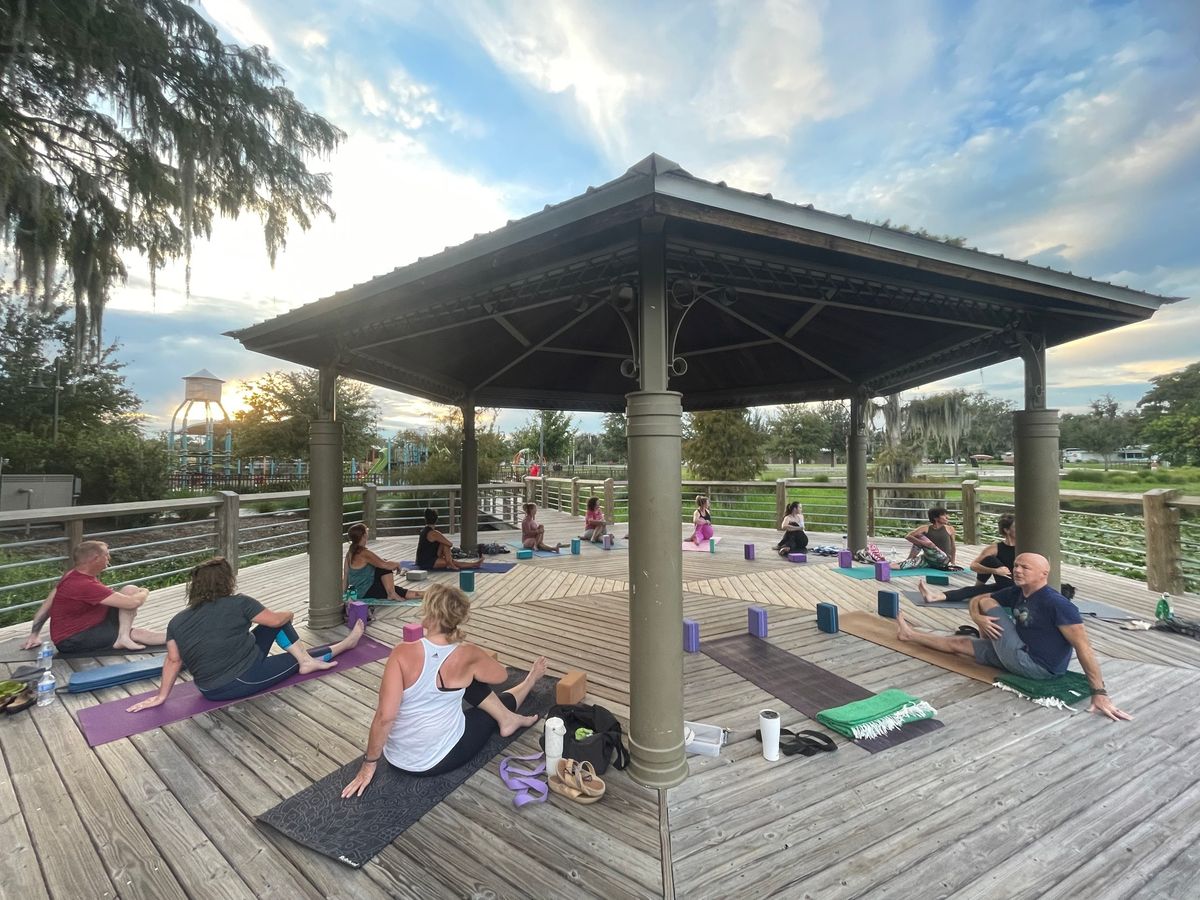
126, 557, 364, 711
689, 494, 714, 546
342, 584, 546, 795
775, 501, 809, 556
345, 522, 422, 602
416, 508, 482, 570
579, 496, 607, 543
521, 502, 562, 553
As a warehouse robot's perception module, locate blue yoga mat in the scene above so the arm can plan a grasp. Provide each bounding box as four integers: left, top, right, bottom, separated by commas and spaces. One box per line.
505, 543, 564, 558
398, 561, 515, 573
67, 655, 166, 693
835, 565, 966, 581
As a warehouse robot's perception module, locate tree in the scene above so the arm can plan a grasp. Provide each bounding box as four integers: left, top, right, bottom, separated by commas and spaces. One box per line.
1064, 394, 1137, 470
406, 408, 508, 485
815, 401, 850, 465
907, 390, 972, 475
871, 394, 920, 484
0, 0, 343, 360
767, 404, 829, 475
508, 410, 575, 463
574, 432, 601, 465
597, 412, 627, 463
683, 409, 765, 480
233, 370, 379, 460
1138, 362, 1200, 465
960, 392, 1015, 459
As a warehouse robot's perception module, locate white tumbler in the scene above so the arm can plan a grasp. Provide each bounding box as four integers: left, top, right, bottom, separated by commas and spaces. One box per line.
544, 716, 566, 775
759, 709, 781, 761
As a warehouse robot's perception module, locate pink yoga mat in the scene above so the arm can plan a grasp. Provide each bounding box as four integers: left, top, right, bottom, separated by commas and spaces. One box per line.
76, 635, 393, 747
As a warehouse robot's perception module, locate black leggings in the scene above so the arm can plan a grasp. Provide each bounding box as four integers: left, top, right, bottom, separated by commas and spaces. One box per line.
776, 529, 808, 552
942, 557, 1014, 604
399, 680, 520, 778
365, 565, 409, 599
200, 623, 330, 701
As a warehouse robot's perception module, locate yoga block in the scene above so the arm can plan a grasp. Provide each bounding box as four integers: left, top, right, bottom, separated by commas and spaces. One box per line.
346, 601, 369, 630
817, 602, 839, 634
928, 574, 950, 586
744, 543, 756, 560
570, 538, 581, 555
556, 670, 587, 705
877, 589, 900, 618
837, 549, 853, 568
748, 605, 768, 638
874, 561, 891, 582
603, 534, 614, 550
683, 618, 700, 653
788, 552, 807, 563
516, 549, 533, 560
459, 569, 475, 592
402, 623, 424, 643
405, 569, 427, 582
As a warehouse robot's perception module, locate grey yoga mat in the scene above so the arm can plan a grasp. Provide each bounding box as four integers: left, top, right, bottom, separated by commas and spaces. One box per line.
257, 671, 557, 867
701, 634, 943, 753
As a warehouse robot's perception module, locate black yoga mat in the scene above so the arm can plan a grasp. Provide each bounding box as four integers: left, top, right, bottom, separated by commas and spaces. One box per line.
257, 670, 557, 867
902, 589, 970, 609
0, 635, 167, 664
701, 634, 943, 753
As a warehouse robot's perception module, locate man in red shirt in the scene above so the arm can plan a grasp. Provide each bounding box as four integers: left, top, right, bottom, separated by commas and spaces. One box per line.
22, 541, 165, 653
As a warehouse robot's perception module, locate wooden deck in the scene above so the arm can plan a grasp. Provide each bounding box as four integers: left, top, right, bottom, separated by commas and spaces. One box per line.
2, 510, 1198, 899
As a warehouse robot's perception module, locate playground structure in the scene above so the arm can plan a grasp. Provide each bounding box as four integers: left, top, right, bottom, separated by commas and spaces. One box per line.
167, 370, 233, 475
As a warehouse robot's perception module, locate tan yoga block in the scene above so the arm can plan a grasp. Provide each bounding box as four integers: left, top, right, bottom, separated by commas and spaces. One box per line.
556, 670, 588, 705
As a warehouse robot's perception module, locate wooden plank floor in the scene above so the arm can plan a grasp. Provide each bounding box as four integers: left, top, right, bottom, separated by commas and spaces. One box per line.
1, 510, 1197, 898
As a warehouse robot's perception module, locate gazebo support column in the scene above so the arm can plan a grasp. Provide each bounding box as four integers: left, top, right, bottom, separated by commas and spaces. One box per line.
308, 363, 345, 628
461, 398, 478, 552
847, 393, 869, 552
626, 217, 688, 789
1014, 337, 1062, 586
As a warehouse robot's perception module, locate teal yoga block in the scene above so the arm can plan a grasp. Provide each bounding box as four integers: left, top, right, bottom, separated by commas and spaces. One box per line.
459, 569, 475, 592
877, 589, 900, 618
927, 574, 950, 586
817, 602, 839, 634
516, 549, 533, 560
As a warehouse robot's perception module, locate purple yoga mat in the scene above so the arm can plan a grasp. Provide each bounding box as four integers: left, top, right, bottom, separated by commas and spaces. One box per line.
399, 561, 515, 573
76, 635, 393, 747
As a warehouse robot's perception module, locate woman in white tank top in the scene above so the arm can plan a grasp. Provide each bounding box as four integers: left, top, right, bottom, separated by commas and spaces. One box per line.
342, 584, 547, 796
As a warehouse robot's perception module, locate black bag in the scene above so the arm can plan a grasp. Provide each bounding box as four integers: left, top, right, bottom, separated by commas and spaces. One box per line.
541, 703, 630, 774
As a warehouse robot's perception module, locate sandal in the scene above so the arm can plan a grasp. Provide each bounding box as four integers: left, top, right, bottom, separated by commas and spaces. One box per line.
755, 726, 839, 757
955, 625, 981, 638
5, 687, 35, 715
548, 759, 603, 805
572, 760, 606, 799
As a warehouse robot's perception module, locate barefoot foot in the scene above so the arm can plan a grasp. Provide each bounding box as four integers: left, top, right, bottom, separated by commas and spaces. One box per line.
520, 656, 548, 691
896, 611, 915, 642
298, 656, 337, 674
331, 619, 366, 655
498, 711, 539, 738
112, 639, 147, 652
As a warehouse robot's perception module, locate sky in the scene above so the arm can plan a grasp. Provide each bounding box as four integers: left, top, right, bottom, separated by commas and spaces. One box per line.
92, 0, 1200, 439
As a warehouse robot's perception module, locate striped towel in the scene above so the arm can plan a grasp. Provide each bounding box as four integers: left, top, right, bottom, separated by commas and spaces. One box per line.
816, 689, 938, 740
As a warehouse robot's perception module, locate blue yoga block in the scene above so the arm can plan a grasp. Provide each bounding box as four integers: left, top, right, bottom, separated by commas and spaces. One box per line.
683, 618, 700, 653
459, 569, 475, 592
817, 602, 839, 634
570, 538, 581, 555
877, 589, 900, 618
748, 605, 768, 638
516, 548, 533, 560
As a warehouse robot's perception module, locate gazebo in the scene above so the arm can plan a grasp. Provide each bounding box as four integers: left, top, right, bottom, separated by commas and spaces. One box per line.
230, 154, 1174, 788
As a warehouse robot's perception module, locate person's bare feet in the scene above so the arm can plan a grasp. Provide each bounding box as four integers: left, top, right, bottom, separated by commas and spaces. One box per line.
498, 710, 539, 738
112, 638, 147, 651
917, 580, 947, 603
896, 611, 916, 642
522, 655, 548, 688
298, 656, 337, 674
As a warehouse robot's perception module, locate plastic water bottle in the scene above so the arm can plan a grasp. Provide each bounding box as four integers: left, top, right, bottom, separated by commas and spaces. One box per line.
37, 640, 54, 670
36, 670, 57, 707
1156, 592, 1173, 621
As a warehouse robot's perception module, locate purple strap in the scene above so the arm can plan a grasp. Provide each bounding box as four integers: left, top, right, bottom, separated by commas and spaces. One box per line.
499, 752, 547, 807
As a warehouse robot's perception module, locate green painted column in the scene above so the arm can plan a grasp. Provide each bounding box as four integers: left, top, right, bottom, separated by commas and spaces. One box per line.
308, 364, 345, 628
1014, 409, 1062, 587
847, 394, 869, 552
461, 399, 478, 552
626, 216, 688, 789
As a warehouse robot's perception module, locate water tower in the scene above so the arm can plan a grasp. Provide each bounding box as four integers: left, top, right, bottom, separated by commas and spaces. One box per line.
168, 369, 233, 474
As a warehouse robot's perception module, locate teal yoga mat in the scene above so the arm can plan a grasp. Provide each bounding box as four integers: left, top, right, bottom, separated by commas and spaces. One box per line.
834, 565, 965, 580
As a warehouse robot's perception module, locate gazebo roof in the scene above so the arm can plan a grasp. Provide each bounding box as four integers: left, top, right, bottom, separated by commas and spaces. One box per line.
229, 154, 1177, 411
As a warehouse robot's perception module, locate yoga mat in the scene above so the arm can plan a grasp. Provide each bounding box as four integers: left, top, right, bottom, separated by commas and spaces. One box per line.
398, 560, 515, 573
700, 634, 943, 753
580, 538, 627, 552
257, 671, 557, 867
903, 589, 970, 610
834, 565, 965, 581
67, 656, 165, 692
839, 611, 1001, 683
0, 636, 168, 664
682, 536, 722, 552
76, 636, 392, 747
1075, 598, 1139, 621
503, 543, 563, 558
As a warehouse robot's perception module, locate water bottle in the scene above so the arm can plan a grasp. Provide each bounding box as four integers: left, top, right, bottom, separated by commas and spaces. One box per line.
37, 640, 54, 670
1156, 592, 1173, 621
36, 670, 57, 707
544, 717, 566, 779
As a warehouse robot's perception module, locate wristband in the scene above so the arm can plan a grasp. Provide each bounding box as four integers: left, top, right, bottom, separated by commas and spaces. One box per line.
1090, 688, 1108, 696
363, 754, 381, 763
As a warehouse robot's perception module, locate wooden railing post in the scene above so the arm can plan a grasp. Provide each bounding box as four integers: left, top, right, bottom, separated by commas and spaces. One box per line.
571, 477, 580, 517
604, 478, 615, 524
540, 476, 549, 509
363, 484, 378, 540
776, 480, 787, 524
215, 490, 240, 574
1144, 488, 1184, 594
961, 480, 979, 545
66, 519, 83, 560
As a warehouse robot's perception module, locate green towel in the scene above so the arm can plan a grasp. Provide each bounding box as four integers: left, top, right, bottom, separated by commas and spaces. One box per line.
816, 688, 938, 740
993, 671, 1092, 709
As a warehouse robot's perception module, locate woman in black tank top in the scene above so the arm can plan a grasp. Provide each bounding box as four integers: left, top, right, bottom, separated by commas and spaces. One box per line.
918, 514, 1017, 604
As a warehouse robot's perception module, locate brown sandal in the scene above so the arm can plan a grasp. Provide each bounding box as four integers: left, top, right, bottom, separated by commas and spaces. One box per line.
548, 759, 603, 805
5, 687, 35, 715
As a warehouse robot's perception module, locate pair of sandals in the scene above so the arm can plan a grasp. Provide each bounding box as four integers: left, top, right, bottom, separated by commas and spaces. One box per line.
754, 727, 838, 757
549, 759, 606, 804
0, 680, 36, 715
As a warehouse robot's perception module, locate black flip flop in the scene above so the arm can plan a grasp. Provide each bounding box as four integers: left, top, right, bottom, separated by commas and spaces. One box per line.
955, 625, 981, 638
755, 726, 839, 756
5, 687, 34, 714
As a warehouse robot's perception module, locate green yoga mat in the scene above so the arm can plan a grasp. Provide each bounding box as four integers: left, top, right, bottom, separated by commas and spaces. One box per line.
993, 671, 1092, 709
834, 565, 963, 580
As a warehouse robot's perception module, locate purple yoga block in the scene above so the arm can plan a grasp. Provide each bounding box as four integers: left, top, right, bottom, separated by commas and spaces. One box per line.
683, 618, 700, 653
403, 623, 424, 643
744, 543, 756, 560
346, 601, 369, 629
874, 560, 891, 582
837, 549, 853, 568
817, 602, 839, 634
788, 552, 807, 563
748, 605, 768, 638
